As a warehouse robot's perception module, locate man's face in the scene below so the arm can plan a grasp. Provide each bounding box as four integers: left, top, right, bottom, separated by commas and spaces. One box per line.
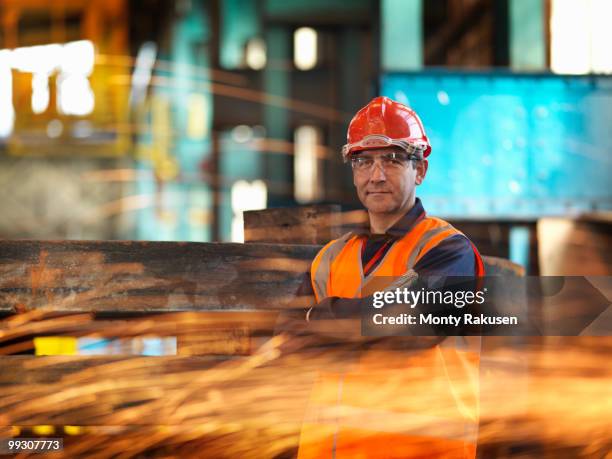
352, 147, 428, 215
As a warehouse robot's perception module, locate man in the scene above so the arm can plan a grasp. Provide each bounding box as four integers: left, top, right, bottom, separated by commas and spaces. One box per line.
309, 96, 484, 309
298, 96, 484, 322
290, 97, 484, 458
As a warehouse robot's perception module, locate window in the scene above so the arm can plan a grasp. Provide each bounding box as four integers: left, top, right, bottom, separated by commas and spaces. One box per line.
231, 180, 267, 242
550, 0, 612, 74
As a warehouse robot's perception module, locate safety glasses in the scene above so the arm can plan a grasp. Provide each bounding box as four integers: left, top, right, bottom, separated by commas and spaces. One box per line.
341, 134, 427, 162
350, 151, 421, 173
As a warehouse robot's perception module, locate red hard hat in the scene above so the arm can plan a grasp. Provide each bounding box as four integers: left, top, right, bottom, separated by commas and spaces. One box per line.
342, 96, 431, 161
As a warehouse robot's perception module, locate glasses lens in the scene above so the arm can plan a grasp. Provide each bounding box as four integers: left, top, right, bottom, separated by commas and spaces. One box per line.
380, 152, 409, 165
350, 150, 421, 172
351, 155, 373, 170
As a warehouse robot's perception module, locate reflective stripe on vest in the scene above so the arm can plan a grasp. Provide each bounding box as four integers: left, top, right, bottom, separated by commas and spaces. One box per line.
310, 216, 483, 303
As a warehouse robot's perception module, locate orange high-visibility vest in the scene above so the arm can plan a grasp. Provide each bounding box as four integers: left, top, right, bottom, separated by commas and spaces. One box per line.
297, 340, 481, 459
300, 216, 484, 458
310, 216, 484, 302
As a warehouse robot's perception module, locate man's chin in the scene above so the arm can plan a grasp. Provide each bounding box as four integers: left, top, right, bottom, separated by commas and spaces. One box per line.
364, 202, 397, 214
359, 193, 399, 214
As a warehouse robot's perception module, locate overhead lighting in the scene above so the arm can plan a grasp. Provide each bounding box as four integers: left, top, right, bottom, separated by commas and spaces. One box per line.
11, 43, 63, 114
10, 43, 63, 74
294, 125, 323, 203
32, 73, 50, 114
57, 41, 96, 115
245, 37, 266, 70
294, 27, 318, 71
57, 73, 95, 116
0, 40, 96, 116
60, 40, 95, 76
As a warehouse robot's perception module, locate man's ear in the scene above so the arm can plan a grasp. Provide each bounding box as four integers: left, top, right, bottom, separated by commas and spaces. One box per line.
415, 159, 428, 185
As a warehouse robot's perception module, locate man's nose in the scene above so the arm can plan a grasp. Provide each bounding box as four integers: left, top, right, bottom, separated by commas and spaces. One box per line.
369, 160, 387, 182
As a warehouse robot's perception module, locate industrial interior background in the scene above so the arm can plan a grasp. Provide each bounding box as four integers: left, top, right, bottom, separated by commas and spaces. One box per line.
0, 1, 611, 456
0, 0, 610, 275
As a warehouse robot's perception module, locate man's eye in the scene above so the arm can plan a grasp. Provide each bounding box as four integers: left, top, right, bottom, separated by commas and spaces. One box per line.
383, 157, 402, 166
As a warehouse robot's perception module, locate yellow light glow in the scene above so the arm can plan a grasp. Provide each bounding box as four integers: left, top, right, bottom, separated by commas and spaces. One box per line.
32, 426, 55, 435
64, 426, 84, 435
186, 93, 208, 140
34, 336, 78, 355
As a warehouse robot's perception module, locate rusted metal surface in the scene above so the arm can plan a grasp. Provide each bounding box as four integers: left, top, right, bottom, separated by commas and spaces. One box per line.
0, 240, 317, 314
244, 205, 342, 245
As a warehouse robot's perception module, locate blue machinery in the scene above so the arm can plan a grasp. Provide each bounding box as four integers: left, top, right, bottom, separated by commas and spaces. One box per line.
382, 72, 612, 218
